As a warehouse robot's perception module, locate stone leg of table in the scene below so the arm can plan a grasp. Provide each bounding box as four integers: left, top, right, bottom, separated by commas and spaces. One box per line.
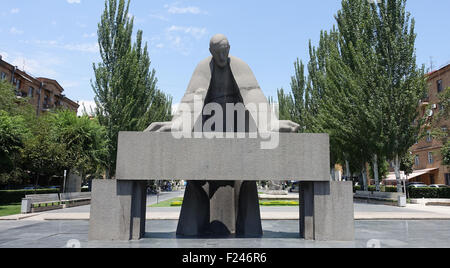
88, 179, 147, 241
300, 181, 354, 241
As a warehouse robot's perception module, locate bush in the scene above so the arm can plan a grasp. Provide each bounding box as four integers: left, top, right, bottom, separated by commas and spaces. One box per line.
353, 185, 397, 193
259, 200, 299, 206
0, 189, 60, 205
384, 186, 398, 193
408, 188, 450, 199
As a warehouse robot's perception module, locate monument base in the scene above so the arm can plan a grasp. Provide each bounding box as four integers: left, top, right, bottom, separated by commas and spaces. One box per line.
300, 181, 354, 241
88, 179, 147, 241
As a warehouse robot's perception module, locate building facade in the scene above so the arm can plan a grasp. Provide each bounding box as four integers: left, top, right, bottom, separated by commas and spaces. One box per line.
0, 55, 79, 115
409, 63, 450, 185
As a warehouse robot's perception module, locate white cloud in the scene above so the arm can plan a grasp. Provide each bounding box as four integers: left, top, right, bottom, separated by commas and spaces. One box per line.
10, 27, 23, 35
60, 80, 80, 89
83, 32, 97, 38
67, 0, 81, 4
150, 13, 169, 21
167, 26, 207, 39
164, 26, 208, 56
63, 43, 98, 53
30, 39, 98, 53
164, 3, 207, 15
10, 8, 20, 14
11, 56, 58, 78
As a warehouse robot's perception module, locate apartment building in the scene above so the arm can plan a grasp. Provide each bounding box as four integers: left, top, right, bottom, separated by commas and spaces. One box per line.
0, 54, 79, 115
409, 63, 450, 185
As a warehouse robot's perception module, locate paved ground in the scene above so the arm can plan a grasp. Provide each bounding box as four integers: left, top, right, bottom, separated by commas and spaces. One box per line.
1, 219, 450, 248
2, 190, 450, 248
4, 199, 450, 221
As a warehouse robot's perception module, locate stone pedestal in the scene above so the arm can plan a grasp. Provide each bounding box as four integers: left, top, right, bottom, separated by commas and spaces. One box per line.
300, 181, 354, 241
88, 179, 147, 241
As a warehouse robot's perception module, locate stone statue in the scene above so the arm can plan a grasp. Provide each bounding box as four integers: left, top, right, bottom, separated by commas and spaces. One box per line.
145, 34, 300, 237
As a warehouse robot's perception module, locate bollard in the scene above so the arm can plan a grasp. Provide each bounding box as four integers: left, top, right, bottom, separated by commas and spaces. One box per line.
21, 198, 32, 214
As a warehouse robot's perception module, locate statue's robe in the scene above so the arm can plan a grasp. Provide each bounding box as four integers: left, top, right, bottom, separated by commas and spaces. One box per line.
176, 56, 266, 237
171, 55, 277, 133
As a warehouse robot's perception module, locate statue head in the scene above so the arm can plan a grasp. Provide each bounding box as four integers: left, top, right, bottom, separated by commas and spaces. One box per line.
209, 34, 230, 68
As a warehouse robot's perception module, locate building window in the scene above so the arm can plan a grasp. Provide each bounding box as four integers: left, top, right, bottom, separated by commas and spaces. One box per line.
437, 80, 443, 93
415, 155, 420, 167
428, 152, 434, 164
0, 72, 6, 80
15, 79, 21, 90
28, 87, 34, 98
427, 130, 433, 142
446, 174, 450, 186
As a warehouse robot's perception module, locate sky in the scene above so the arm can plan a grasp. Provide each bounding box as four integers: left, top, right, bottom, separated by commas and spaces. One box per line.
1, 0, 449, 115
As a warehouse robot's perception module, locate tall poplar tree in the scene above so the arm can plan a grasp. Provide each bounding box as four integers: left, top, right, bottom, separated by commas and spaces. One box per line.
374, 0, 427, 191
282, 0, 426, 189
92, 0, 172, 179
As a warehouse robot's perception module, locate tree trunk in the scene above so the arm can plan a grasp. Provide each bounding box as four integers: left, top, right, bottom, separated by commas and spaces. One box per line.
362, 166, 368, 191
373, 154, 380, 192
34, 173, 39, 195
345, 160, 351, 181
394, 154, 402, 193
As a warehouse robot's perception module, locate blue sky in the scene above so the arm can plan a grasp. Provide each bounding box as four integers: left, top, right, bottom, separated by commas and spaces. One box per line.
1, 0, 449, 114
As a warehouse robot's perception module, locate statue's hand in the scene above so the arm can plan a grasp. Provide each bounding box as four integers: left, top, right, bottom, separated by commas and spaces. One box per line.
144, 122, 173, 132
272, 120, 300, 133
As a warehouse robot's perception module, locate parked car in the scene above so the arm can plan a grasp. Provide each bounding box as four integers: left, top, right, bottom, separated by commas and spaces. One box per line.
429, 184, 450, 188
406, 182, 427, 188
408, 184, 428, 189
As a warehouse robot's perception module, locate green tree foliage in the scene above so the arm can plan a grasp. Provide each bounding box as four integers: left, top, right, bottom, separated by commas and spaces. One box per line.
0, 81, 34, 186
281, 0, 426, 190
374, 0, 427, 191
92, 0, 172, 179
21, 114, 66, 187
438, 87, 449, 120
20, 110, 109, 188
277, 59, 308, 131
1, 78, 108, 187
51, 110, 109, 178
442, 140, 450, 167
400, 152, 415, 176
0, 111, 29, 174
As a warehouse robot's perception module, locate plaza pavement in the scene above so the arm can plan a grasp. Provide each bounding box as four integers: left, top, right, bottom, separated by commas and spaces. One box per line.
2, 190, 450, 248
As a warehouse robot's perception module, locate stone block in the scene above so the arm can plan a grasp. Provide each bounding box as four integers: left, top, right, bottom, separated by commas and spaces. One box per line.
88, 179, 146, 241
313, 181, 355, 241
116, 132, 330, 182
